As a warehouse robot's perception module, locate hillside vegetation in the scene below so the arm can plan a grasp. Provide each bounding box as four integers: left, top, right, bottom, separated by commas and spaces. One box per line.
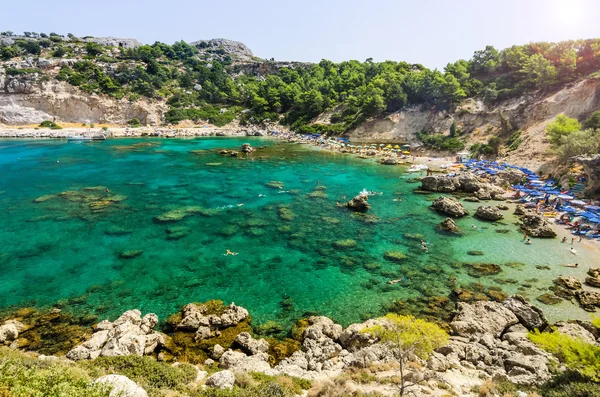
1, 31, 600, 133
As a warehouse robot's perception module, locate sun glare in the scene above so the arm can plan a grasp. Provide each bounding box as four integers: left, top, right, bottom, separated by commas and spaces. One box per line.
553, 0, 583, 29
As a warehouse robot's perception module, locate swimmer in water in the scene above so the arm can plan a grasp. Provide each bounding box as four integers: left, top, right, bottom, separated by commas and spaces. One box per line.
563, 263, 579, 268
570, 247, 577, 255
224, 250, 239, 256
526, 238, 532, 245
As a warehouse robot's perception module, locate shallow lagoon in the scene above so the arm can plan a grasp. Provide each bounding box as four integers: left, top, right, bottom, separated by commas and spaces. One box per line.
0, 138, 594, 328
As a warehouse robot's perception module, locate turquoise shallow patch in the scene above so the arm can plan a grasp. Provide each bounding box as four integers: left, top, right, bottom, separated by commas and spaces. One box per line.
0, 138, 593, 327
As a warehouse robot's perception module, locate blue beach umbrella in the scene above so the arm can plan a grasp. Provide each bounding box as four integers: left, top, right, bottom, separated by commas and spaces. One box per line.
558, 194, 574, 200
587, 217, 600, 223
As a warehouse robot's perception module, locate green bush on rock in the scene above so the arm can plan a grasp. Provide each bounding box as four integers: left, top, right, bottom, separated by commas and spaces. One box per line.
528, 330, 600, 381
82, 355, 197, 391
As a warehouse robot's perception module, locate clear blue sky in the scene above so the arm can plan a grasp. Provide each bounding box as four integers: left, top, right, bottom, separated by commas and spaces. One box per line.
4, 0, 600, 69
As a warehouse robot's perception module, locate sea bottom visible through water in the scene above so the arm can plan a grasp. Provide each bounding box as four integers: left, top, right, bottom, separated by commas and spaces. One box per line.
0, 138, 595, 329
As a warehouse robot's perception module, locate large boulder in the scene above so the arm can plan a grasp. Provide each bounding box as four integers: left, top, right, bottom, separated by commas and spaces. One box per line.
438, 218, 460, 233
241, 143, 255, 153
450, 301, 519, 338
519, 214, 557, 237
234, 332, 269, 355
474, 183, 506, 200
556, 276, 582, 290
554, 322, 597, 344
205, 370, 236, 389
66, 311, 162, 361
420, 176, 460, 192
576, 290, 600, 311
503, 295, 547, 331
95, 375, 148, 397
0, 320, 25, 344
177, 302, 249, 330
219, 350, 273, 373
339, 319, 383, 351
457, 173, 482, 192
475, 206, 504, 221
431, 196, 469, 217
346, 194, 370, 212
304, 316, 343, 341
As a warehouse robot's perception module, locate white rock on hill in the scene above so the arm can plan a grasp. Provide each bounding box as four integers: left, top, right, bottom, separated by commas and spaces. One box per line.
95, 374, 148, 397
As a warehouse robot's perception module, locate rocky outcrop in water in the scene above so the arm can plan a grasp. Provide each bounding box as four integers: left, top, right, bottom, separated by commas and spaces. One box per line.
175, 302, 249, 341
519, 213, 557, 237
66, 310, 163, 360
420, 174, 506, 200
475, 206, 504, 221
241, 143, 255, 153
438, 217, 460, 233
345, 193, 370, 212
431, 196, 468, 217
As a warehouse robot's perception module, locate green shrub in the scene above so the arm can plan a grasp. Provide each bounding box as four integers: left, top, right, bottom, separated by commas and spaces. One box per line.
192, 383, 295, 397
0, 347, 107, 397
417, 131, 465, 152
583, 110, 600, 130
528, 330, 600, 381
0, 45, 19, 60
546, 114, 581, 146
6, 67, 42, 76
128, 118, 141, 127
52, 46, 67, 57
165, 105, 237, 126
39, 120, 63, 129
540, 371, 600, 397
85, 42, 104, 56
14, 39, 41, 55
83, 355, 197, 391
506, 130, 522, 151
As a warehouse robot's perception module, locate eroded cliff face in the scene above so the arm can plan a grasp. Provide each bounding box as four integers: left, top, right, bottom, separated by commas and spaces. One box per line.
0, 74, 167, 126
348, 77, 600, 169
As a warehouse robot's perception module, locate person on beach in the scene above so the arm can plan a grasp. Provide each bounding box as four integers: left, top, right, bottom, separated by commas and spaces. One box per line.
570, 247, 577, 255
571, 237, 575, 245
561, 237, 567, 243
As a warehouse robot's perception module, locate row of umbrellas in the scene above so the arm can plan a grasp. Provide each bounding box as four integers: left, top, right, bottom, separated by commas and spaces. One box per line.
466, 159, 600, 224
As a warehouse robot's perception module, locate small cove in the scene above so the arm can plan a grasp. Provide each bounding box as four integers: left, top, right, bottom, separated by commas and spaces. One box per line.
0, 137, 597, 329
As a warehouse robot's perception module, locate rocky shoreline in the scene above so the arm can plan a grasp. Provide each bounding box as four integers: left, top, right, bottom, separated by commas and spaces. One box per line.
0, 125, 274, 139
1, 297, 598, 396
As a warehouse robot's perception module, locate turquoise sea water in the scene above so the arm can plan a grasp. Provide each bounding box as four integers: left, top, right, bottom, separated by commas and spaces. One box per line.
0, 138, 594, 327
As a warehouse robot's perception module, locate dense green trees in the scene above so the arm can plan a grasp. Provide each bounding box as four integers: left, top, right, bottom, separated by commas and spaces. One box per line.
2, 35, 600, 130
546, 114, 582, 146
546, 113, 600, 159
